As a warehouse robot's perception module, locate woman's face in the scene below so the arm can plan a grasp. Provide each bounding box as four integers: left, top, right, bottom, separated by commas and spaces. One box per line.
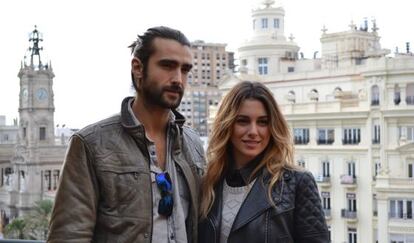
230, 99, 271, 168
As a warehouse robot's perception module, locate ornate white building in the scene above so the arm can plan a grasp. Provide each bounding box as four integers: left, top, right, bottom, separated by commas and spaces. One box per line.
0, 27, 69, 226
221, 1, 414, 242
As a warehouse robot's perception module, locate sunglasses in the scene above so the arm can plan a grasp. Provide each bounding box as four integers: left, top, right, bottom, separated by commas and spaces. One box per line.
155, 172, 174, 217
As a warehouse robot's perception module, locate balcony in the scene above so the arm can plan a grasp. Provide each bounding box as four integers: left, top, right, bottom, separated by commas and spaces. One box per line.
389, 212, 414, 220
315, 175, 331, 187
341, 209, 358, 222
342, 139, 360, 145
323, 208, 331, 219
294, 137, 309, 145
317, 139, 334, 145
371, 99, 380, 106
340, 175, 357, 188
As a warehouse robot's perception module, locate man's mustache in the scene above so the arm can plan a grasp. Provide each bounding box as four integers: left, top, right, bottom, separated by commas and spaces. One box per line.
163, 85, 183, 94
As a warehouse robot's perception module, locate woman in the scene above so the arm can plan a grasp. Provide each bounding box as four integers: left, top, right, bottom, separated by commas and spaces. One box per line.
199, 81, 329, 243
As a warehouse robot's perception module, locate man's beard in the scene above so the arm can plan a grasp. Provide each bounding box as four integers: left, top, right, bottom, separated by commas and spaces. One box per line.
141, 81, 184, 109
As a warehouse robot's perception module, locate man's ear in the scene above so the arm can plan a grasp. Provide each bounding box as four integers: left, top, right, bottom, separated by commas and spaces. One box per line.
131, 57, 144, 80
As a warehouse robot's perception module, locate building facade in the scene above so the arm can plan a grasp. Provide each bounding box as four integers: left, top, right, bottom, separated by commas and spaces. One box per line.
177, 40, 234, 136
221, 1, 414, 242
0, 27, 68, 226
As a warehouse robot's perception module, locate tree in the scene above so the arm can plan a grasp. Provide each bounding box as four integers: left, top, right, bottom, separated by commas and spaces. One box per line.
3, 199, 53, 240
25, 199, 54, 240
4, 218, 26, 239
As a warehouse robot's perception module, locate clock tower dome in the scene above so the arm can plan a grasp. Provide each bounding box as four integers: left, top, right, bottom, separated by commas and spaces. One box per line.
18, 26, 55, 146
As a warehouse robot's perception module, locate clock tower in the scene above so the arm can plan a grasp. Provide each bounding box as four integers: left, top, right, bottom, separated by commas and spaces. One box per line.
18, 26, 55, 147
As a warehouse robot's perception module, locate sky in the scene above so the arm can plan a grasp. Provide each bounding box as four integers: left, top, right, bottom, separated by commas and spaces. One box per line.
0, 0, 413, 129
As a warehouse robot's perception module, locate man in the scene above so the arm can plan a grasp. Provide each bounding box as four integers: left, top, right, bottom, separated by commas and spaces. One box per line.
47, 26, 205, 243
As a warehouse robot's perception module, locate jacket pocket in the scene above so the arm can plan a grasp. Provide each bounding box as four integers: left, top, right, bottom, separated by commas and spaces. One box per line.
97, 165, 149, 213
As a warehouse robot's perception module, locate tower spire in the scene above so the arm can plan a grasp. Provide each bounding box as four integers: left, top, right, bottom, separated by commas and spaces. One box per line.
28, 25, 44, 68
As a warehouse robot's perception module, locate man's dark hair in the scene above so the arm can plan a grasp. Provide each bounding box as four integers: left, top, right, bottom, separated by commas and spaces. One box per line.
129, 26, 191, 91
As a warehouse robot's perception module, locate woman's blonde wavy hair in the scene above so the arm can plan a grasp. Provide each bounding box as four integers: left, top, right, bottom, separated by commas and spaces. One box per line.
200, 81, 295, 218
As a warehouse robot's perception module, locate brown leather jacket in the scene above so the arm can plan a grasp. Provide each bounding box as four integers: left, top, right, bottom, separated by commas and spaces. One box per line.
47, 97, 205, 243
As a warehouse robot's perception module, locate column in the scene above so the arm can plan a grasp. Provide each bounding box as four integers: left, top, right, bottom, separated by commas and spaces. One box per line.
376, 193, 389, 243
400, 83, 407, 106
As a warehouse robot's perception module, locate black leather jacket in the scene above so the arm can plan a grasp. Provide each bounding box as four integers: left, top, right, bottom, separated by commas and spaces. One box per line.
199, 169, 330, 243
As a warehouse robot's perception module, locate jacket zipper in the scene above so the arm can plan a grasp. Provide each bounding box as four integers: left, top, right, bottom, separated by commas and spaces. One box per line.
208, 216, 217, 243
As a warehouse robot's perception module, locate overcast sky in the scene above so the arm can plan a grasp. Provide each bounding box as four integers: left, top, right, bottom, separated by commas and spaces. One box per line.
0, 0, 413, 129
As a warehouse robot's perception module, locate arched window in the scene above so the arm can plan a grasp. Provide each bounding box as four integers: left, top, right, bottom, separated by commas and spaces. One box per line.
371, 85, 380, 106
287, 90, 296, 103
334, 87, 342, 98
394, 84, 401, 105
310, 89, 319, 101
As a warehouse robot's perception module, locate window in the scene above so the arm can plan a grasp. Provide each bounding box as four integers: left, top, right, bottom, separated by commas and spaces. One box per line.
273, 18, 280, 28
347, 193, 357, 212
317, 128, 334, 145
328, 226, 331, 242
322, 161, 330, 177
310, 89, 319, 101
348, 228, 357, 243
293, 128, 309, 145
373, 123, 380, 144
394, 85, 401, 105
297, 159, 305, 168
347, 161, 356, 178
343, 128, 361, 145
261, 18, 268, 28
371, 85, 380, 106
406, 83, 414, 105
253, 19, 256, 30
258, 57, 268, 75
373, 194, 378, 216
287, 90, 296, 103
23, 127, 26, 138
389, 199, 413, 220
53, 170, 60, 190
44, 170, 52, 191
409, 162, 413, 178
321, 192, 331, 209
288, 67, 295, 73
374, 161, 381, 177
39, 127, 46, 141
241, 59, 247, 66
407, 126, 414, 141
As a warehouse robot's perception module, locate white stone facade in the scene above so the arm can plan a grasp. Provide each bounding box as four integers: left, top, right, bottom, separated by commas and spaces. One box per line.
220, 1, 414, 242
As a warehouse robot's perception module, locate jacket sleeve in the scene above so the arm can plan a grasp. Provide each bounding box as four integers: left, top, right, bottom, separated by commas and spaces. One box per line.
293, 171, 330, 243
47, 134, 98, 243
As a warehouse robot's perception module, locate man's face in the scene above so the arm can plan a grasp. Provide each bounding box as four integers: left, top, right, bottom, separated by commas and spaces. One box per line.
132, 38, 193, 109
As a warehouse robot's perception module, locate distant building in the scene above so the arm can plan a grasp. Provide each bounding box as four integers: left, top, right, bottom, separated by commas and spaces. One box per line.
0, 27, 69, 226
221, 1, 414, 243
177, 40, 234, 136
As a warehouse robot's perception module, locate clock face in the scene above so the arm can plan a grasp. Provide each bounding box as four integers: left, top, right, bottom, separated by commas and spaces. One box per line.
22, 88, 28, 101
36, 88, 48, 101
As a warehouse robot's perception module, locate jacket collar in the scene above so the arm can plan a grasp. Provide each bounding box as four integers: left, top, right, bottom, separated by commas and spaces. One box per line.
226, 152, 264, 187
120, 96, 186, 137
230, 169, 293, 233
